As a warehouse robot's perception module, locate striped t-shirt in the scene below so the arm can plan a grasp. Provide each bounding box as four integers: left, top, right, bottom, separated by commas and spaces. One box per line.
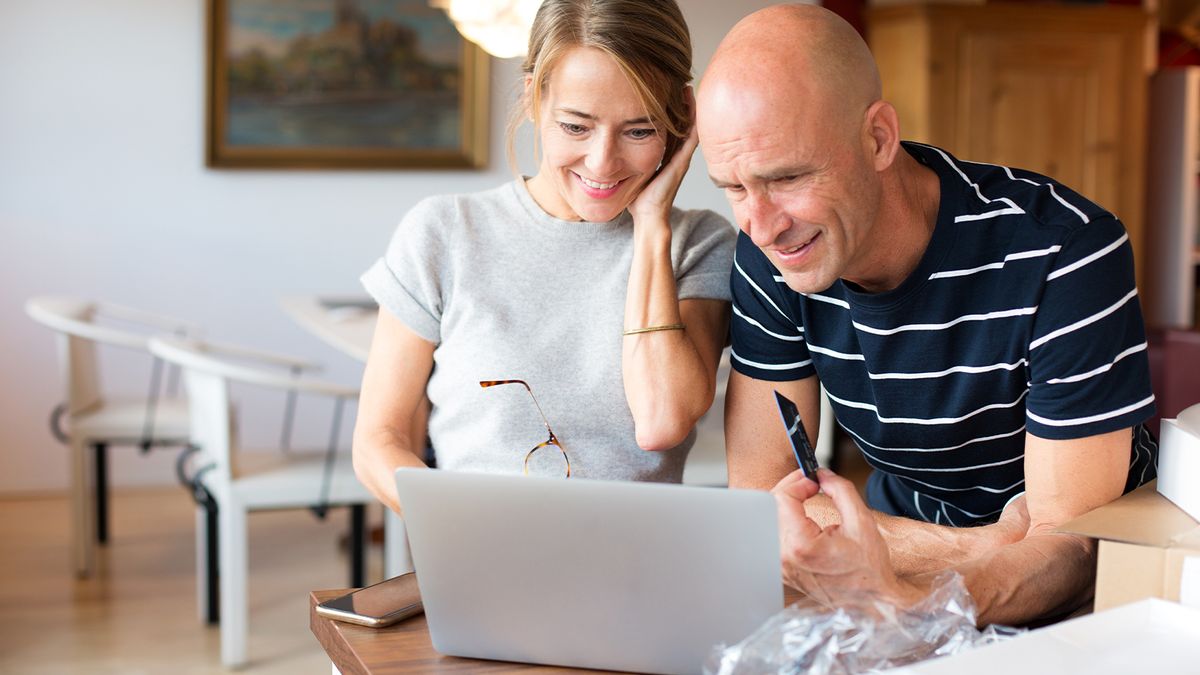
730, 142, 1157, 526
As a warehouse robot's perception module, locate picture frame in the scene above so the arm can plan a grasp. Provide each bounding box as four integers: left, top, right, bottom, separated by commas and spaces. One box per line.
205, 0, 489, 170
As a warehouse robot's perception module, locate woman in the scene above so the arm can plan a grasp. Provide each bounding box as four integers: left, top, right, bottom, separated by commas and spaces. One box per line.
353, 0, 736, 513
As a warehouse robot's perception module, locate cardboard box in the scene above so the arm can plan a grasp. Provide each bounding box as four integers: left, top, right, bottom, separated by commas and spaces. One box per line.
1157, 404, 1200, 521
1059, 481, 1200, 612
885, 598, 1200, 674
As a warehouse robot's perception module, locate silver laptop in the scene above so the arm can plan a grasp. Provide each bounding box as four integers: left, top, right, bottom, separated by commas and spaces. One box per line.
394, 469, 782, 675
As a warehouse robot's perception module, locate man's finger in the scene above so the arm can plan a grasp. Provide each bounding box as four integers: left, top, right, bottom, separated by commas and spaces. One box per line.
815, 468, 873, 539
772, 467, 819, 496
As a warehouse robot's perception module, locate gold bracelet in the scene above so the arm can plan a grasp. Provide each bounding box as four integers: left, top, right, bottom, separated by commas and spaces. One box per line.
623, 323, 686, 336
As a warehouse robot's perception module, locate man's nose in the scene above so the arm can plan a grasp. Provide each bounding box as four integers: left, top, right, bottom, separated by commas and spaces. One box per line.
584, 133, 620, 177
741, 192, 788, 248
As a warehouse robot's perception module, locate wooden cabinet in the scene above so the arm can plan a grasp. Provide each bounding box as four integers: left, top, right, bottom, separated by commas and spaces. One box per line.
866, 3, 1155, 286
1145, 67, 1200, 329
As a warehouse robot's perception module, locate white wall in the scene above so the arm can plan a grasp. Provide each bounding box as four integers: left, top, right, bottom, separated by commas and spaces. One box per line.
0, 0, 792, 494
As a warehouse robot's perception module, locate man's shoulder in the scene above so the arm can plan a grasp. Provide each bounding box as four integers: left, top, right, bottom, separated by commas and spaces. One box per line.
906, 142, 1114, 238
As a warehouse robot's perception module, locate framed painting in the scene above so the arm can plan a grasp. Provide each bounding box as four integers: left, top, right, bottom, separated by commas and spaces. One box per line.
206, 0, 489, 169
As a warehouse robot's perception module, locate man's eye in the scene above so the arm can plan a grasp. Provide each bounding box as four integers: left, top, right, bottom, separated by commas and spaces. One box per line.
559, 122, 588, 135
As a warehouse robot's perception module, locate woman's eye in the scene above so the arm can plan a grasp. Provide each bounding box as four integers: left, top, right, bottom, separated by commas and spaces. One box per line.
559, 122, 588, 135
626, 128, 657, 140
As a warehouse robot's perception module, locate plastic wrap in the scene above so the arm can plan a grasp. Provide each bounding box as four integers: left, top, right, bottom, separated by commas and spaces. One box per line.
705, 572, 1023, 674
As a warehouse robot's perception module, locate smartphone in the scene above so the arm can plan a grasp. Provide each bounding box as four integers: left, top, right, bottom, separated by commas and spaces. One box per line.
774, 390, 820, 479
315, 572, 423, 628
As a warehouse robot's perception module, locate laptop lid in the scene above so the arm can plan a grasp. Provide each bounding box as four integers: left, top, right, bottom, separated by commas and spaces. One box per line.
394, 469, 782, 675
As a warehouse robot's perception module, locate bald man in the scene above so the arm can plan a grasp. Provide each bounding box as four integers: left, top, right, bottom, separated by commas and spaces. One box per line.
697, 5, 1157, 626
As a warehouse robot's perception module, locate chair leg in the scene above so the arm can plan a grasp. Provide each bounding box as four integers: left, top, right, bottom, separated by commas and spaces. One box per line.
94, 443, 108, 544
194, 507, 207, 622
350, 505, 366, 588
219, 504, 248, 667
206, 500, 220, 625
69, 439, 96, 577
195, 504, 220, 625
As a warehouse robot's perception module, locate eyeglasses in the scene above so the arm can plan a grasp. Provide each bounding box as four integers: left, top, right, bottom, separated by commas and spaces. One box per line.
479, 379, 571, 478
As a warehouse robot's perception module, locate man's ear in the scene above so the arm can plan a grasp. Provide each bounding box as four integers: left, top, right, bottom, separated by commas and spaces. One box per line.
864, 100, 900, 172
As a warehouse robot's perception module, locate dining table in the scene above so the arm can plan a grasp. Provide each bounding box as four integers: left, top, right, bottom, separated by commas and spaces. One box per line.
279, 295, 378, 363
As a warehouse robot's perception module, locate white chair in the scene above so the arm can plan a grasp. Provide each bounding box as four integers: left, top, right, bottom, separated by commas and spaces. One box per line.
148, 334, 375, 668
25, 296, 195, 577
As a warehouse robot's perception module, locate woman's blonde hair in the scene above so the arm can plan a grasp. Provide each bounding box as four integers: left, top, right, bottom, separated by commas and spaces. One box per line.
506, 0, 693, 171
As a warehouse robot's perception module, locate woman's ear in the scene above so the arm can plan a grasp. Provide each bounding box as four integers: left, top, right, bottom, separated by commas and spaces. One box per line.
523, 75, 535, 122
864, 100, 900, 173
683, 84, 696, 127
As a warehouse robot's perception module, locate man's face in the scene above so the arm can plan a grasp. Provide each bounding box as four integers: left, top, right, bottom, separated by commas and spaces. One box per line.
698, 89, 879, 294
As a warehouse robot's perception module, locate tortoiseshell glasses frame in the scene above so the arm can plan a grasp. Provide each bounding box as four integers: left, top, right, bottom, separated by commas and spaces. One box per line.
479, 379, 572, 478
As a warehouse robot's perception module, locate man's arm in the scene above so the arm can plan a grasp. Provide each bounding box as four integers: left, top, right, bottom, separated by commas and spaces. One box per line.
726, 370, 1027, 574
924, 427, 1131, 625
725, 369, 820, 490
774, 427, 1133, 626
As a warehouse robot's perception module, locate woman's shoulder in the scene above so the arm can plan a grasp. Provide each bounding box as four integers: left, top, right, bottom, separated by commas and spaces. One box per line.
668, 206, 736, 242
396, 181, 522, 234
401, 181, 522, 227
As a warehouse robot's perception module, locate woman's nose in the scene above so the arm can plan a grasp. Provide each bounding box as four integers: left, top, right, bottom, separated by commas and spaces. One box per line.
584, 134, 621, 178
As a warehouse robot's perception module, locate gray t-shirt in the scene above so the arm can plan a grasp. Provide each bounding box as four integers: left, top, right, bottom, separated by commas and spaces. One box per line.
362, 178, 735, 482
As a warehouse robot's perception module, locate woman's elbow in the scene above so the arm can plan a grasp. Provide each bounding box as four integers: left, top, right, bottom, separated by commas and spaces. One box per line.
635, 425, 690, 451
351, 434, 375, 489
629, 385, 716, 451
633, 409, 703, 451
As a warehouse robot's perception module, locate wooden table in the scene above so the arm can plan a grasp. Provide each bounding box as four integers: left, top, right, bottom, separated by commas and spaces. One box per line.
310, 587, 807, 674
309, 590, 613, 673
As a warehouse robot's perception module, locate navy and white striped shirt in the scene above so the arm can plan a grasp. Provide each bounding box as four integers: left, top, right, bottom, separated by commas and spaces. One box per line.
730, 142, 1157, 526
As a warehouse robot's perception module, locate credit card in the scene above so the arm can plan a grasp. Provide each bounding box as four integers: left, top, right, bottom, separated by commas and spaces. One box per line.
774, 390, 819, 478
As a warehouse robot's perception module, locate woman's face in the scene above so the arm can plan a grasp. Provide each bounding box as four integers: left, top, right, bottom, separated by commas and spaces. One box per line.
526, 46, 668, 222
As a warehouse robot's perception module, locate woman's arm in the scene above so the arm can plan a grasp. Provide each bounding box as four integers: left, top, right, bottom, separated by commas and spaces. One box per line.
623, 125, 731, 450
352, 309, 435, 514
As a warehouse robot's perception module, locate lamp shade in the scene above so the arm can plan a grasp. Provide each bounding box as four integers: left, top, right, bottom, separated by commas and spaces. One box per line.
434, 0, 542, 59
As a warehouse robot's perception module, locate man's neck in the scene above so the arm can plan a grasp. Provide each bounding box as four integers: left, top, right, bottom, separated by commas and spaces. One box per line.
849, 148, 941, 294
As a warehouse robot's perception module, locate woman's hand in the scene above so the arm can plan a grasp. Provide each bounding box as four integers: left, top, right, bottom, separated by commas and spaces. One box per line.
627, 90, 699, 227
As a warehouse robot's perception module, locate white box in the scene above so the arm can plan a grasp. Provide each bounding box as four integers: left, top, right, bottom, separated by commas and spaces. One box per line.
1158, 403, 1200, 522
885, 599, 1200, 674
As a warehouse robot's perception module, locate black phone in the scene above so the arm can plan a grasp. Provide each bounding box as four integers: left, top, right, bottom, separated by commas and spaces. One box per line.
315, 572, 423, 628
774, 390, 820, 479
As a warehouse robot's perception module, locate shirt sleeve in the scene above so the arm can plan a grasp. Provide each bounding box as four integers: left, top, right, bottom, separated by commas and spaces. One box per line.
359, 196, 454, 344
728, 233, 816, 382
1025, 215, 1156, 439
672, 208, 736, 302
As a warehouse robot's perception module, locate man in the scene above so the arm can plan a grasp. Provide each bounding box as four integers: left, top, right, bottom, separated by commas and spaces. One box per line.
696, 4, 1157, 626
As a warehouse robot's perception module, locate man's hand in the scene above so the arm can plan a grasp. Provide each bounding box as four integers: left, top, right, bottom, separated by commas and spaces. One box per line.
993, 493, 1030, 543
773, 468, 924, 608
